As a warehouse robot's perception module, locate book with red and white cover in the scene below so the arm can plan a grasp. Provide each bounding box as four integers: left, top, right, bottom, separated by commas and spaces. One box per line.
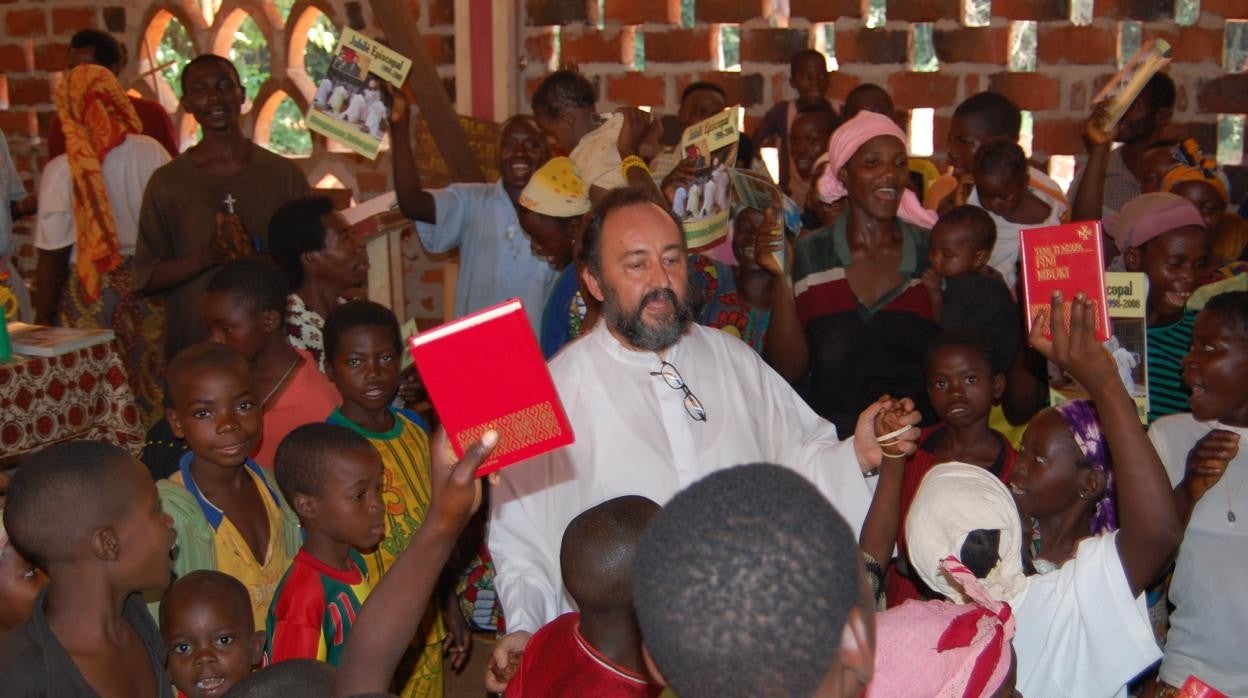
407, 299, 574, 476
1019, 220, 1111, 342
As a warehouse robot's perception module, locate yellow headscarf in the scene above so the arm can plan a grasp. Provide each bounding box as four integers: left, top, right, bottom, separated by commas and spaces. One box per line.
1161, 138, 1228, 203
518, 156, 591, 218
53, 64, 142, 302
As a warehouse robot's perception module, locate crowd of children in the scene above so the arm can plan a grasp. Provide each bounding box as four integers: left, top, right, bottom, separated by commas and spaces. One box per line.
0, 28, 1246, 698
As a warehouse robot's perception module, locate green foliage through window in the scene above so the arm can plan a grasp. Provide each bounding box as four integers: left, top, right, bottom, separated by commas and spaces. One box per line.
156, 18, 193, 100
1009, 21, 1037, 72
912, 24, 938, 72
719, 25, 740, 70
230, 16, 270, 103
271, 95, 312, 157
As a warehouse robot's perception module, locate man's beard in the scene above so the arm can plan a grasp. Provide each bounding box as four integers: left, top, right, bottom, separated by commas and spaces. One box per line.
601, 283, 695, 352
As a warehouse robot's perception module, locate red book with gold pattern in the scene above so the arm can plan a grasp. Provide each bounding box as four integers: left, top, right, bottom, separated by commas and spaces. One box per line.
1018, 220, 1111, 342
408, 299, 574, 476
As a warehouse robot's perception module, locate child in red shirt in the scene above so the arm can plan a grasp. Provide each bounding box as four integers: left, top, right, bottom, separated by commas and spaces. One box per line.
506, 496, 662, 697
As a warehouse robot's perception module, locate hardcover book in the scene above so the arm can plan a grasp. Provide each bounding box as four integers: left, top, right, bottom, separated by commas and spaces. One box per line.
1019, 220, 1111, 342
407, 299, 574, 476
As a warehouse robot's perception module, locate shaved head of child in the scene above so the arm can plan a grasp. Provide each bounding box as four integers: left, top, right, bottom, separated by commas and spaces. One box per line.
560, 495, 660, 614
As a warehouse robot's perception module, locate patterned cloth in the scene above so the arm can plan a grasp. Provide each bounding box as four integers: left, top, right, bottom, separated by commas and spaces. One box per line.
58, 260, 166, 428
53, 64, 142, 301
0, 343, 144, 458
688, 254, 770, 354
284, 293, 344, 373
1068, 146, 1140, 217
265, 549, 372, 666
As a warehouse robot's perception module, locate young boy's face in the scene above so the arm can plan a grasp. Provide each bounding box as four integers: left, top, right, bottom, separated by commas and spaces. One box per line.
928, 221, 988, 279
790, 54, 829, 104
301, 446, 386, 551
203, 292, 275, 362
974, 170, 1027, 219
327, 325, 401, 415
164, 593, 264, 698
946, 114, 993, 176
789, 114, 831, 180
926, 344, 1002, 429
1125, 225, 1210, 321
1171, 180, 1226, 233
112, 460, 178, 593
1183, 310, 1248, 424
168, 363, 262, 470
1136, 146, 1177, 193
0, 537, 47, 631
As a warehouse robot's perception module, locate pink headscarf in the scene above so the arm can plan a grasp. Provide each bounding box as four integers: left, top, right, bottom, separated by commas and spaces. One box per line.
1110, 191, 1206, 253
816, 111, 938, 229
868, 557, 1017, 698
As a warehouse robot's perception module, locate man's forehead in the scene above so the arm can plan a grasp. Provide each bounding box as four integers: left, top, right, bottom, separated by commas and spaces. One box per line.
501, 117, 542, 140
602, 203, 682, 248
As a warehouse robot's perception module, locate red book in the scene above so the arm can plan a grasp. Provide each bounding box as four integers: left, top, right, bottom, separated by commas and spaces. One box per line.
408, 299, 574, 477
1176, 676, 1228, 698
1018, 220, 1111, 342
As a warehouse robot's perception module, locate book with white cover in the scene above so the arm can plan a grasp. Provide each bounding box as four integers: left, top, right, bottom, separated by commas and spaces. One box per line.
7, 323, 115, 357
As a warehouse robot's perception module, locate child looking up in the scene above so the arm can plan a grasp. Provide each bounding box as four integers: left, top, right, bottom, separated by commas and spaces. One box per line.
506, 496, 662, 697
0, 516, 46, 637
323, 299, 467, 694
203, 258, 340, 468
923, 206, 1020, 377
1112, 193, 1212, 421
160, 570, 265, 698
905, 293, 1181, 696
881, 331, 1014, 606
970, 139, 1065, 290
159, 342, 301, 630
752, 48, 832, 195
1150, 291, 1248, 695
0, 441, 177, 697
267, 423, 384, 666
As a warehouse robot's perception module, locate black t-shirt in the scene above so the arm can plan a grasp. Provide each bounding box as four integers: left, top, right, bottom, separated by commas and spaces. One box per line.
0, 588, 173, 697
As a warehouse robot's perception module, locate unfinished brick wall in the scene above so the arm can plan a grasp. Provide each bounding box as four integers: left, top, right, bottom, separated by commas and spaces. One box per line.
3, 0, 1247, 322
523, 0, 1248, 195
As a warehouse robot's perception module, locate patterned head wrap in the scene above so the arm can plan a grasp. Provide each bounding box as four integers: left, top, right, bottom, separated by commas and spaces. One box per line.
1053, 399, 1117, 535
815, 111, 938, 229
53, 64, 142, 302
518, 156, 590, 218
1162, 139, 1229, 204
868, 557, 1017, 698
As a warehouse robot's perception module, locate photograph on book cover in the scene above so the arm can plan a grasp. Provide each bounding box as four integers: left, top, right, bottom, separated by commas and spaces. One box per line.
306, 28, 412, 159
673, 109, 739, 250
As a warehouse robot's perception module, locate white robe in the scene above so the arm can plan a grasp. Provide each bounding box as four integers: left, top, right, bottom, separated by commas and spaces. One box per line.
488, 322, 875, 633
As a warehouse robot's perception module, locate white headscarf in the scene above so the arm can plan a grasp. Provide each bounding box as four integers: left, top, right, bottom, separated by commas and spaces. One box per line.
905, 462, 1027, 603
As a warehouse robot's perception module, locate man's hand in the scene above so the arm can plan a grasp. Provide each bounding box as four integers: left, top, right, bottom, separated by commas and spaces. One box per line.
210, 212, 252, 264
397, 366, 426, 407
751, 209, 787, 278
1028, 292, 1117, 396
442, 592, 472, 673
616, 107, 659, 159
484, 630, 531, 693
661, 157, 696, 205
853, 395, 921, 471
1083, 101, 1115, 151
427, 427, 497, 534
1181, 429, 1240, 504
388, 84, 418, 126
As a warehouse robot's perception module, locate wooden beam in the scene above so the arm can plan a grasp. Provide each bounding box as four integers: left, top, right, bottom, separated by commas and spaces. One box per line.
370, 1, 486, 184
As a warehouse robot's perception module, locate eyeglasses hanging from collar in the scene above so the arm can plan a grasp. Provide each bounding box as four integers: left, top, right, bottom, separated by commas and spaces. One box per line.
650, 361, 707, 422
